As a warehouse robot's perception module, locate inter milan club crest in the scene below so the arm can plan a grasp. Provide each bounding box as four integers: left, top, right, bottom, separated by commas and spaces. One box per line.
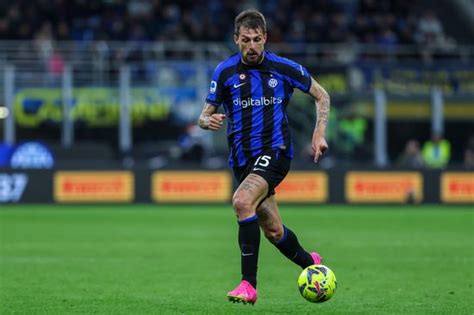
239, 73, 246, 80
268, 78, 278, 88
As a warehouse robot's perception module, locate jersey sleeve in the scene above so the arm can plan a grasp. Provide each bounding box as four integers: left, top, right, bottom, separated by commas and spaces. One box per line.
285, 60, 312, 93
205, 63, 226, 106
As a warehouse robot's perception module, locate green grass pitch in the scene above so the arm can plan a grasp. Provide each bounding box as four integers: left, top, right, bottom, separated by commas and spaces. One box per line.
1, 205, 473, 314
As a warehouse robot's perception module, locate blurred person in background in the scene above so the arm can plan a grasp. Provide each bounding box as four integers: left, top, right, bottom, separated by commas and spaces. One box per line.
463, 136, 474, 169
47, 49, 65, 85
176, 124, 208, 163
422, 132, 451, 169
397, 139, 424, 168
416, 10, 444, 46
336, 107, 368, 162
415, 9, 457, 61
198, 9, 330, 305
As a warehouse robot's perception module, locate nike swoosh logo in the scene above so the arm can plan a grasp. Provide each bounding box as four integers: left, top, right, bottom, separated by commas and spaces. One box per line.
252, 167, 266, 172
233, 82, 246, 88
242, 253, 254, 256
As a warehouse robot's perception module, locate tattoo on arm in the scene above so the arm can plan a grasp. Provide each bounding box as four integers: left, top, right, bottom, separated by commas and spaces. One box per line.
198, 103, 217, 129
309, 77, 330, 133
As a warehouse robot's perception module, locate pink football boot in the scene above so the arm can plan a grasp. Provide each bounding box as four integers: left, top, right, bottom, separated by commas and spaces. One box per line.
310, 252, 323, 265
227, 280, 257, 305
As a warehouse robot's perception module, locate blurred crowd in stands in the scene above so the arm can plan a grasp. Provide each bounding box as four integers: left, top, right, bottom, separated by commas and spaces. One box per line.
0, 0, 471, 167
0, 0, 456, 49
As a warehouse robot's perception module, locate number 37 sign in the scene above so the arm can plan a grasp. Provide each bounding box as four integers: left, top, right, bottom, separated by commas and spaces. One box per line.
0, 173, 28, 203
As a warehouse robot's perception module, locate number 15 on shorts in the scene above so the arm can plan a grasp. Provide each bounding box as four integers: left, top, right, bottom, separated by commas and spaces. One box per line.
253, 155, 271, 172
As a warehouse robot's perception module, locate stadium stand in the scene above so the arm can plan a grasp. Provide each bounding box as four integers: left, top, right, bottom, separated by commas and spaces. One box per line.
0, 0, 472, 168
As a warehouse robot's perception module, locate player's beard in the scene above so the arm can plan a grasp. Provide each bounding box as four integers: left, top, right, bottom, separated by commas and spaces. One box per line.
244, 50, 263, 65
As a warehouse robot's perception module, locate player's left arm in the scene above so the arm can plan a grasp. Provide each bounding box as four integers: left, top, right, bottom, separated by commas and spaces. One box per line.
307, 77, 330, 163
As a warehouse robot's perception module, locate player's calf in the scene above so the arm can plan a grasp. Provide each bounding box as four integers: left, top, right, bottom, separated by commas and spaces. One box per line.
273, 225, 318, 269
261, 223, 285, 244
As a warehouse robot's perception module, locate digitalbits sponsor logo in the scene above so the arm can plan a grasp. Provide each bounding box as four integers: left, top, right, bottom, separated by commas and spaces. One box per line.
268, 78, 278, 88
209, 80, 217, 94
233, 97, 283, 108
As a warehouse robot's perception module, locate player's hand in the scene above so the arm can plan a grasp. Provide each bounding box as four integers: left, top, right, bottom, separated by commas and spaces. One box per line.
208, 113, 226, 131
312, 133, 328, 163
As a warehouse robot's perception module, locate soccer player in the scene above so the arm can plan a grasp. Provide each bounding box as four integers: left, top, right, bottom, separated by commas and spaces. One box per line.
198, 9, 330, 305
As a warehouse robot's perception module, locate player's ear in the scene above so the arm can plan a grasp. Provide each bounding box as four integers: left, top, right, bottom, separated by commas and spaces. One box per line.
233, 34, 239, 45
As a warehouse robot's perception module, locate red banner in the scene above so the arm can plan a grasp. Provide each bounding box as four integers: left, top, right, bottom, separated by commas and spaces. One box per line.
54, 171, 134, 202
441, 173, 474, 203
346, 172, 423, 203
152, 171, 231, 202
275, 172, 328, 202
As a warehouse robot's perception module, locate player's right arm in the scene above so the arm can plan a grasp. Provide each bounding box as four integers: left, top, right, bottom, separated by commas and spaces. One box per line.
198, 103, 226, 131
200, 61, 228, 131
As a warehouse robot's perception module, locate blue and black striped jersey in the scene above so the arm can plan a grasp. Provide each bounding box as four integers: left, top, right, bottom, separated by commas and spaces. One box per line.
206, 51, 312, 168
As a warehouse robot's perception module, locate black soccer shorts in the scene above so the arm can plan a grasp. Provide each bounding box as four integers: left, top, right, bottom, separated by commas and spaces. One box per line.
232, 149, 291, 196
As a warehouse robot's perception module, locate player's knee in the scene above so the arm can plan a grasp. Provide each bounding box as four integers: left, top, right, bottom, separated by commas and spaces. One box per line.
232, 195, 254, 217
264, 225, 284, 243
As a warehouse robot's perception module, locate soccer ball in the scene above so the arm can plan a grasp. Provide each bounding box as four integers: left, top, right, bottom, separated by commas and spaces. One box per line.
297, 264, 337, 303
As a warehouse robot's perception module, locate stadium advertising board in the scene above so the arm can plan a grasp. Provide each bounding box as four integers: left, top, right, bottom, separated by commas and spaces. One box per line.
346, 172, 423, 203
152, 171, 231, 202
54, 171, 134, 203
0, 171, 53, 203
9, 142, 55, 169
15, 88, 170, 128
441, 172, 474, 203
0, 173, 29, 203
275, 172, 328, 203
306, 66, 348, 94
0, 142, 54, 169
354, 64, 474, 94
0, 144, 13, 167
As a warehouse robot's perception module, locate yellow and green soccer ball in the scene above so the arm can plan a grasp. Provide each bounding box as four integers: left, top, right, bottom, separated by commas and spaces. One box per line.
297, 264, 337, 303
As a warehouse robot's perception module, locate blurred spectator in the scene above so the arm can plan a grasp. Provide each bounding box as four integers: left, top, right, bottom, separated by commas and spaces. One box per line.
48, 51, 65, 80
464, 136, 474, 169
376, 27, 398, 49
397, 14, 418, 45
176, 124, 210, 163
300, 105, 368, 165
416, 10, 444, 45
397, 139, 424, 168
415, 9, 457, 62
422, 133, 451, 169
337, 108, 368, 161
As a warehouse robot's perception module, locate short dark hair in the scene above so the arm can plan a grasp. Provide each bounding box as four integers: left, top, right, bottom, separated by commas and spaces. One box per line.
234, 10, 266, 35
